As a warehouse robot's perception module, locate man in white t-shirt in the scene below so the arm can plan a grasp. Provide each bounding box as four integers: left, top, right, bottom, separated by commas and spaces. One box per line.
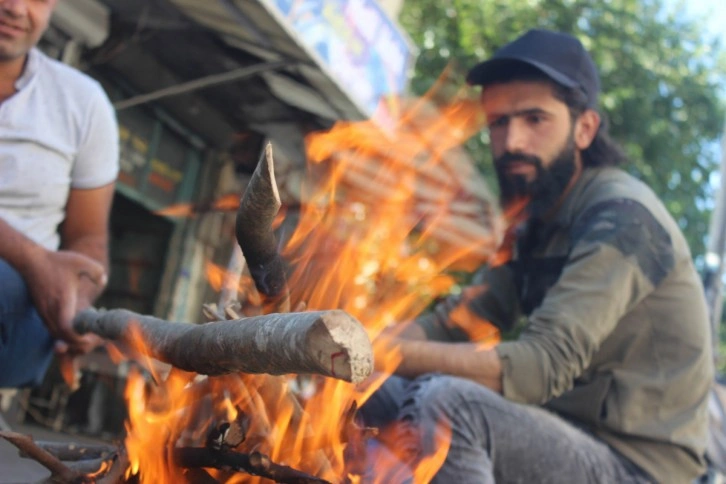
0, 0, 119, 387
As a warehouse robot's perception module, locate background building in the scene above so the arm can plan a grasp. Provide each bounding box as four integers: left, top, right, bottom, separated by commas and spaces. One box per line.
16, 0, 415, 436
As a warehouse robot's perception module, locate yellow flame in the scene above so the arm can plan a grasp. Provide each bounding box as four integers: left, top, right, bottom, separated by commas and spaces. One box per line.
121, 87, 508, 482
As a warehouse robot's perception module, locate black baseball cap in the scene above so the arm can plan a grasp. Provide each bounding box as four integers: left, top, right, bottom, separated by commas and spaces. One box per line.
467, 29, 600, 108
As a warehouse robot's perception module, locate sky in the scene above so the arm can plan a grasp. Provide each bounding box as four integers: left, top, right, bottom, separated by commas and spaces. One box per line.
682, 0, 726, 254
683, 0, 726, 40
669, 0, 726, 76
665, 0, 725, 82
659, 0, 724, 252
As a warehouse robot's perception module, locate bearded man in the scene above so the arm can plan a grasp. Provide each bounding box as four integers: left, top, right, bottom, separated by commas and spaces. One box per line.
360, 29, 713, 484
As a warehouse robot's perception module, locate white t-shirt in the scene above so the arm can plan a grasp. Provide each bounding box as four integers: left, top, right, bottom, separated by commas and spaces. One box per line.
0, 48, 119, 250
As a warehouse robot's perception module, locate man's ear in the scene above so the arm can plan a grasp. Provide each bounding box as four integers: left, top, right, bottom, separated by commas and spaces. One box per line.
574, 110, 601, 150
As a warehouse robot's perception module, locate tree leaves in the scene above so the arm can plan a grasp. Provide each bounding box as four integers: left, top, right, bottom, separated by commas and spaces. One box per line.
399, 0, 726, 257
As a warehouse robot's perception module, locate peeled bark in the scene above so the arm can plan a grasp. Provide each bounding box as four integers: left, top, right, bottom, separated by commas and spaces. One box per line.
72, 307, 373, 383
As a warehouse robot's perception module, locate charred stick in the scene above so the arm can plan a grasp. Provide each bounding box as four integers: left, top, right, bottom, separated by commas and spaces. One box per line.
64, 457, 108, 475
173, 447, 330, 484
72, 307, 373, 383
341, 401, 379, 478
207, 414, 249, 450
96, 447, 129, 484
0, 431, 88, 483
200, 307, 333, 474
236, 143, 290, 310
32, 442, 116, 462
181, 468, 220, 484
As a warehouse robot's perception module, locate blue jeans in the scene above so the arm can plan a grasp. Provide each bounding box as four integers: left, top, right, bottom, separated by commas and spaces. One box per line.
358, 374, 654, 484
0, 258, 54, 387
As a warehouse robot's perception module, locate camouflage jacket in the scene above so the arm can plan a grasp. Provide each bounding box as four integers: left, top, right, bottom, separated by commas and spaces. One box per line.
418, 166, 714, 484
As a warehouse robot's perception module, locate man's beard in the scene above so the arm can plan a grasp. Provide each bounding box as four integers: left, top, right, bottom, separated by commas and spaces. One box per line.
495, 134, 577, 219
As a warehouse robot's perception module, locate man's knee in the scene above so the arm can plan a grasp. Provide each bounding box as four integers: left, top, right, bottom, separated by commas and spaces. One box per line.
359, 375, 411, 428
0, 258, 53, 388
396, 375, 499, 457
400, 375, 499, 424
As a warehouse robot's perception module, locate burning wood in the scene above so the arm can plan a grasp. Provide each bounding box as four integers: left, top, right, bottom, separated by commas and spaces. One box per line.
200, 303, 336, 478
236, 143, 290, 312
4, 91, 503, 483
31, 441, 116, 461
173, 448, 330, 484
72, 307, 373, 383
1, 429, 332, 484
0, 431, 94, 483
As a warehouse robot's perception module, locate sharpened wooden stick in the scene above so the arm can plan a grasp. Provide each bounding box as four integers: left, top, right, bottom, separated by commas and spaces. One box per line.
72, 307, 373, 383
236, 143, 290, 311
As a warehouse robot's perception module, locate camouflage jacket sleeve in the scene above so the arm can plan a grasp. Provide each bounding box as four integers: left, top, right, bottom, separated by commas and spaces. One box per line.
495, 198, 675, 404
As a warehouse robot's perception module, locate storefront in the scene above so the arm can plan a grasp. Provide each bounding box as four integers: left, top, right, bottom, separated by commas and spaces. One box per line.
14, 0, 413, 436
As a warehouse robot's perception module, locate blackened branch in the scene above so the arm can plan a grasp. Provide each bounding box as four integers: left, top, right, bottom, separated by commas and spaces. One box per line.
173, 447, 330, 484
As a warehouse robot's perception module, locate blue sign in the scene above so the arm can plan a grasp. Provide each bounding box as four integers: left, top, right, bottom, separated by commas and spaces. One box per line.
265, 0, 413, 124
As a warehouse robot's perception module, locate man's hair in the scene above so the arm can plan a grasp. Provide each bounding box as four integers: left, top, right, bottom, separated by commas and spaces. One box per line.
480, 62, 627, 167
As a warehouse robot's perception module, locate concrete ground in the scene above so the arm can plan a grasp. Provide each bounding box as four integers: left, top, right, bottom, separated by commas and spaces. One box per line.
0, 407, 115, 484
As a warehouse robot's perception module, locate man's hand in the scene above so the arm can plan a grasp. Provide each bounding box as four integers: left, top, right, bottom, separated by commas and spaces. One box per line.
22, 249, 107, 355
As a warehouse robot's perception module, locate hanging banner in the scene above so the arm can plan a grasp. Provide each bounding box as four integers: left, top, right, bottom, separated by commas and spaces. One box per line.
263, 0, 414, 126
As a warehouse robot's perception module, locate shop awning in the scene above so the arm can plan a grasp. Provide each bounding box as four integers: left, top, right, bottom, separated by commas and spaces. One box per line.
169, 0, 415, 128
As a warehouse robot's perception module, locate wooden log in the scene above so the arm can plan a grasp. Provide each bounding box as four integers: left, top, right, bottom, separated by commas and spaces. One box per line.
341, 156, 492, 210
332, 145, 494, 206
0, 431, 87, 483
198, 308, 334, 477
72, 307, 373, 383
416, 199, 489, 217
32, 442, 116, 462
420, 214, 502, 253
96, 447, 129, 484
64, 457, 107, 475
235, 143, 290, 311
181, 468, 220, 484
173, 447, 330, 484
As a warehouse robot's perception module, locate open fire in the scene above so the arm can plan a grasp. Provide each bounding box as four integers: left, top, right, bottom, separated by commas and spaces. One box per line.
3, 87, 508, 483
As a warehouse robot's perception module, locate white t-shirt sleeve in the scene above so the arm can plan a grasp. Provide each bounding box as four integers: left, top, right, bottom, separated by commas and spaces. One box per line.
70, 83, 119, 189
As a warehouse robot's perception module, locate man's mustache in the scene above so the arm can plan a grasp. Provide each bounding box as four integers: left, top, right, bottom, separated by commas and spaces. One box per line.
495, 152, 543, 168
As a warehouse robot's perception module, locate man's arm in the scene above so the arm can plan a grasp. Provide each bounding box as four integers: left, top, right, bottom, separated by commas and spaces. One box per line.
384, 199, 674, 401
60, 183, 115, 308
390, 338, 503, 392
59, 78, 119, 332
0, 217, 48, 277
378, 264, 518, 391
495, 199, 675, 404
0, 217, 107, 349
380, 297, 506, 392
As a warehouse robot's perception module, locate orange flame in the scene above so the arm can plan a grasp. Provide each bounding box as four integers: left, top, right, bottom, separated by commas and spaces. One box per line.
121, 87, 509, 483
413, 421, 453, 484
154, 193, 241, 217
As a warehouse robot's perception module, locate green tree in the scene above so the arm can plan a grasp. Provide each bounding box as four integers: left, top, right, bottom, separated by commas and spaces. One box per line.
399, 0, 726, 258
